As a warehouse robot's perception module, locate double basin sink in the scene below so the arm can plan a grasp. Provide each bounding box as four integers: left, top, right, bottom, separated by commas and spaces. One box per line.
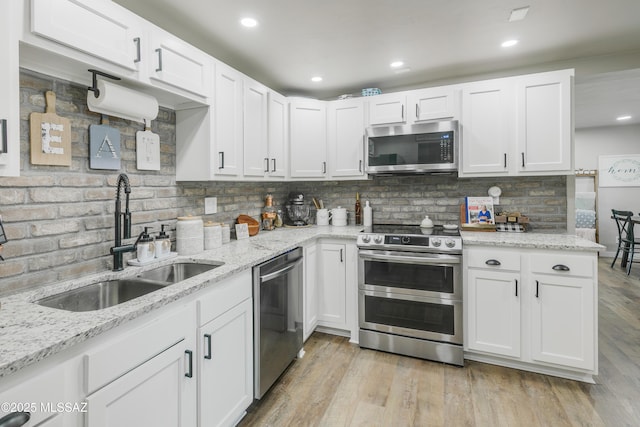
35, 262, 223, 312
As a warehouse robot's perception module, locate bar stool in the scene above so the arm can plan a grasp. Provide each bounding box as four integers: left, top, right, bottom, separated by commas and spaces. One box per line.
611, 209, 638, 275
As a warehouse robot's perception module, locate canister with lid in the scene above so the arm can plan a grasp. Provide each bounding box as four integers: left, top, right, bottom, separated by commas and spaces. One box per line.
204, 221, 222, 250
221, 223, 231, 244
176, 216, 204, 255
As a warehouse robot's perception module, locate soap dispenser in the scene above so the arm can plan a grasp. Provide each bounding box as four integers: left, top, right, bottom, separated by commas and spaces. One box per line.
155, 224, 171, 258
136, 227, 155, 262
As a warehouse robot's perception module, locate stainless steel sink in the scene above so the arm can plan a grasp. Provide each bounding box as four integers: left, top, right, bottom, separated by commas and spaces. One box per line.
35, 279, 167, 312
136, 262, 222, 284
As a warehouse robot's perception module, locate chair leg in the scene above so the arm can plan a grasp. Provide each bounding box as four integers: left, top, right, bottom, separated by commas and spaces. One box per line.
627, 245, 635, 275
612, 244, 622, 268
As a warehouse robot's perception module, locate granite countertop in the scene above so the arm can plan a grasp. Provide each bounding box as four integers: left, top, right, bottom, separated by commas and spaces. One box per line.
0, 225, 363, 380
461, 231, 605, 252
0, 226, 602, 379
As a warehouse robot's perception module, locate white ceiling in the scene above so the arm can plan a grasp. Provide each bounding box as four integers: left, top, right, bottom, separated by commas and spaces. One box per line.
113, 0, 640, 128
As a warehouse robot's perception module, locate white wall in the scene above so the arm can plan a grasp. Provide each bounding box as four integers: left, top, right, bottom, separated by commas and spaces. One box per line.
575, 124, 640, 256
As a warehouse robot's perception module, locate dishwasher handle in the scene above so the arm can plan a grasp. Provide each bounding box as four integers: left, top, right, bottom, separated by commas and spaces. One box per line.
260, 258, 303, 282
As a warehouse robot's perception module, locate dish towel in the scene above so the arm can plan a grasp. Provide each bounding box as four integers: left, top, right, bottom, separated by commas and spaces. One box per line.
575, 192, 596, 210
576, 228, 596, 242
576, 209, 596, 229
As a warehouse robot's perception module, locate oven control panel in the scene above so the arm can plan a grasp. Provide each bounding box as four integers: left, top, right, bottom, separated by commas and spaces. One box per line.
357, 233, 462, 252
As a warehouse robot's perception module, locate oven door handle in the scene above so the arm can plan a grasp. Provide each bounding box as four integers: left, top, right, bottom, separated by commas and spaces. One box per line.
358, 250, 460, 265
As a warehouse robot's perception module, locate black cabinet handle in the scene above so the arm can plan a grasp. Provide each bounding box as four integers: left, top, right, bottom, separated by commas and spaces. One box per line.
515, 279, 518, 297
504, 153, 507, 168
185, 350, 193, 378
0, 412, 31, 427
521, 152, 525, 167
552, 264, 570, 271
0, 119, 7, 154
322, 161, 327, 174
204, 334, 212, 360
416, 104, 419, 119
133, 37, 141, 63
218, 152, 224, 169
271, 158, 276, 172
359, 160, 363, 173
340, 248, 344, 262
264, 157, 269, 173
485, 259, 501, 266
535, 280, 539, 298
155, 48, 163, 72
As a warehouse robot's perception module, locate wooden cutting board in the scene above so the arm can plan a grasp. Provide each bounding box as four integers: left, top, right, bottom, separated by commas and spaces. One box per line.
30, 91, 72, 166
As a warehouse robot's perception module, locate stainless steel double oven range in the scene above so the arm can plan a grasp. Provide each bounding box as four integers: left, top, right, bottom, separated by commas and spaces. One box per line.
357, 224, 463, 366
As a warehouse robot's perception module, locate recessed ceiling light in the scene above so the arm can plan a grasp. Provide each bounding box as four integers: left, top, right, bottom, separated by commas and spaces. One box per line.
509, 6, 530, 22
311, 76, 323, 83
240, 17, 258, 28
501, 39, 519, 48
390, 61, 404, 68
616, 115, 632, 121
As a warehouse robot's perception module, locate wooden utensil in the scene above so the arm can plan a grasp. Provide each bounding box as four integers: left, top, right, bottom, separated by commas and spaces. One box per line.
30, 91, 72, 166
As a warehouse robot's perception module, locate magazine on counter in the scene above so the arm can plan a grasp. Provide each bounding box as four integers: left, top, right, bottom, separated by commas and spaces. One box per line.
465, 196, 495, 224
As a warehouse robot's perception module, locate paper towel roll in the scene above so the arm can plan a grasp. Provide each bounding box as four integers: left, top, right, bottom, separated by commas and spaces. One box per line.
87, 80, 158, 123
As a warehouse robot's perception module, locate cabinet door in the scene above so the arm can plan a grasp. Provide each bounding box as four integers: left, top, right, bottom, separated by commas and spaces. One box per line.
327, 99, 365, 178
85, 342, 197, 427
303, 244, 319, 341
215, 63, 243, 176
199, 299, 253, 427
516, 70, 573, 173
530, 274, 595, 370
461, 80, 512, 175
0, 0, 19, 176
466, 269, 521, 357
31, 0, 142, 72
409, 87, 457, 123
148, 27, 214, 97
267, 91, 288, 178
317, 243, 347, 328
289, 100, 327, 178
243, 79, 269, 177
368, 93, 406, 125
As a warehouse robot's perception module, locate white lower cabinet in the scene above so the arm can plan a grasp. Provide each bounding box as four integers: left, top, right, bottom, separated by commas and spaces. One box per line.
303, 243, 319, 341
464, 247, 598, 381
312, 239, 358, 339
197, 269, 253, 427
85, 340, 197, 427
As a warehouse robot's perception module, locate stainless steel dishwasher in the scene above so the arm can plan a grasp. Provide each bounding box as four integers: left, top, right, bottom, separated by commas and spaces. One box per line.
253, 247, 303, 399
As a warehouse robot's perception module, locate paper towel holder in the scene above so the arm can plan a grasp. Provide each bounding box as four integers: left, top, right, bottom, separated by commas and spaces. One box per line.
87, 69, 121, 98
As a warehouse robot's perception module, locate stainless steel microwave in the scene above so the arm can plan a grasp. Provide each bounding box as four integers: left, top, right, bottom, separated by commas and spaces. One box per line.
365, 120, 459, 175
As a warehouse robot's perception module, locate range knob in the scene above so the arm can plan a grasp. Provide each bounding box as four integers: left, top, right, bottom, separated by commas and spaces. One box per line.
373, 235, 384, 244
401, 236, 411, 244
361, 235, 371, 243
431, 238, 442, 247
445, 238, 456, 248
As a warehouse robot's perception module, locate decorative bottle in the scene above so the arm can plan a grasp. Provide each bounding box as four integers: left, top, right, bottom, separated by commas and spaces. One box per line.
355, 192, 362, 225
262, 194, 277, 230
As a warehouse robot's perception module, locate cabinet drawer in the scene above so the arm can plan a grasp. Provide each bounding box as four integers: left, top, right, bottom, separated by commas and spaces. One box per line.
198, 270, 252, 326
84, 304, 193, 395
466, 248, 520, 270
530, 253, 594, 277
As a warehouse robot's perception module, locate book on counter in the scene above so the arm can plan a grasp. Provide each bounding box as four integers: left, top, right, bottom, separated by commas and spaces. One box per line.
465, 196, 495, 224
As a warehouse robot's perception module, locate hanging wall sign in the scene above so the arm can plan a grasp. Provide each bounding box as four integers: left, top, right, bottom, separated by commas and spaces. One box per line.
30, 91, 72, 166
598, 154, 640, 187
89, 123, 121, 170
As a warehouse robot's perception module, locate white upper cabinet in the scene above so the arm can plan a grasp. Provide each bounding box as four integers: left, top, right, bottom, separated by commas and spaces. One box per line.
243, 78, 269, 177
459, 69, 573, 177
327, 98, 366, 178
267, 91, 288, 178
515, 70, 573, 173
460, 79, 513, 175
147, 26, 214, 98
408, 87, 458, 123
215, 63, 244, 177
289, 99, 327, 178
30, 0, 142, 73
0, 0, 20, 176
368, 93, 407, 125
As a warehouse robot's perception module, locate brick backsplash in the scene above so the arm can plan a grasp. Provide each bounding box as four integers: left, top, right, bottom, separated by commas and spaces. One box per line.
0, 69, 566, 296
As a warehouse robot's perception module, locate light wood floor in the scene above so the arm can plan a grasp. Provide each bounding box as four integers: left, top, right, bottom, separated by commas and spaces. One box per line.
239, 258, 640, 427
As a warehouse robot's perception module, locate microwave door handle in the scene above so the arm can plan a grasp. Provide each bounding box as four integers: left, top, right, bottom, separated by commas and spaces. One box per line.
359, 251, 460, 265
